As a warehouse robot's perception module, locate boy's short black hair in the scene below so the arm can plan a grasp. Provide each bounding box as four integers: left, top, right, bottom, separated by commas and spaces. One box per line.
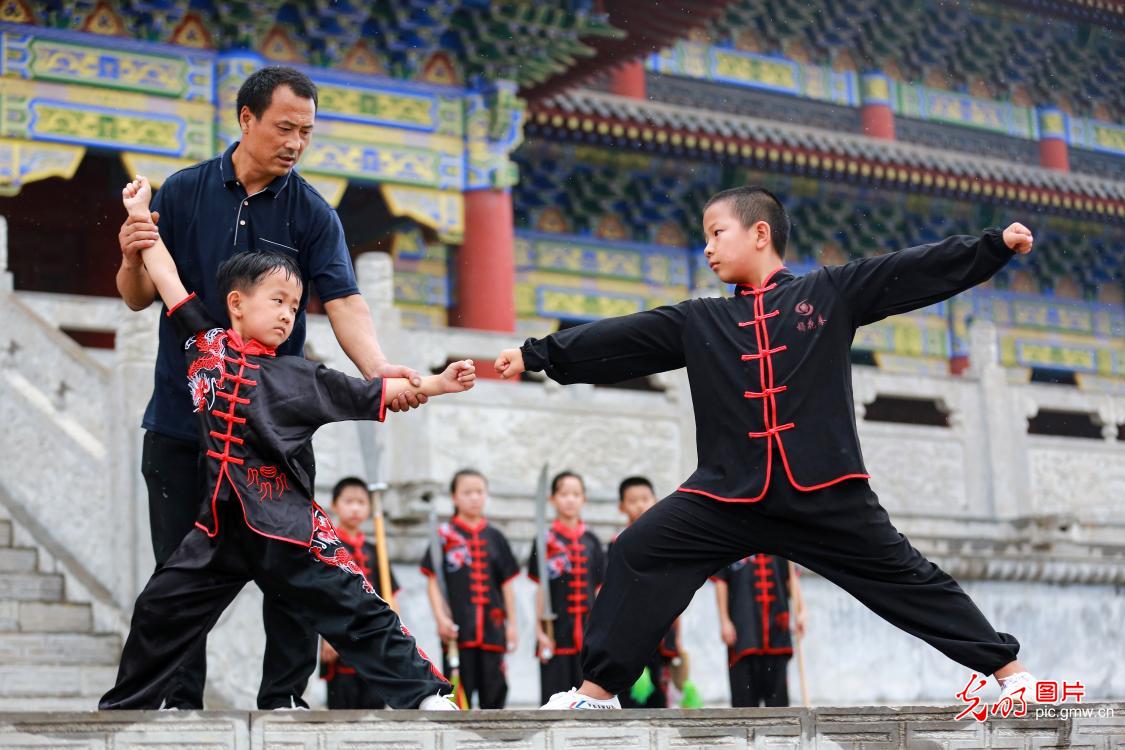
618, 476, 654, 501
332, 476, 369, 503
217, 251, 302, 300
551, 470, 585, 495
704, 185, 790, 259
237, 66, 318, 120
450, 468, 488, 494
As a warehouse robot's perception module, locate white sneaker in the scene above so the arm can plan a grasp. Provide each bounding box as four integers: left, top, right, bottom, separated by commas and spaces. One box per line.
539, 688, 621, 710
998, 672, 1038, 703
418, 693, 460, 711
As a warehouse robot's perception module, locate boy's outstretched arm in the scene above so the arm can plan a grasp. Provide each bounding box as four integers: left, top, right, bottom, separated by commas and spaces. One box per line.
121, 177, 188, 310
382, 360, 475, 403
824, 223, 1032, 327
495, 302, 690, 384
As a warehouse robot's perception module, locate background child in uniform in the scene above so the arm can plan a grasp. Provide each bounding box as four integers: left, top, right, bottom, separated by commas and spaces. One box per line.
527, 471, 606, 704
319, 476, 401, 709
614, 476, 681, 709
713, 554, 805, 707
420, 469, 520, 708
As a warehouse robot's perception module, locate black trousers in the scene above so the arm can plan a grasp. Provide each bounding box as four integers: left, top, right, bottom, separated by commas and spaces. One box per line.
540, 652, 583, 704
443, 647, 507, 709
730, 655, 789, 707
324, 667, 386, 709
141, 431, 317, 709
100, 501, 449, 710
582, 479, 1020, 695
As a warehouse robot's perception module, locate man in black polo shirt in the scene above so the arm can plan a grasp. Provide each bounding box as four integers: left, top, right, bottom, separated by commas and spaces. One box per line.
115, 66, 424, 709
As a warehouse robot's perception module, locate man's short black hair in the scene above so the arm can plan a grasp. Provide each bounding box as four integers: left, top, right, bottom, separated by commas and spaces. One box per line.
618, 476, 654, 501
450, 468, 488, 494
217, 251, 302, 300
236, 66, 318, 120
332, 476, 369, 502
704, 185, 790, 259
551, 470, 585, 495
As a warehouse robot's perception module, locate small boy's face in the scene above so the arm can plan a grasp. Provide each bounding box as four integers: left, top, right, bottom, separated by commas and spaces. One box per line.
333, 485, 371, 530
452, 474, 488, 519
551, 476, 586, 522
619, 484, 656, 524
228, 268, 302, 348
702, 200, 767, 284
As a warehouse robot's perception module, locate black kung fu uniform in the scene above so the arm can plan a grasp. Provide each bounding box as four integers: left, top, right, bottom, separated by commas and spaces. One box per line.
519, 231, 1022, 695
527, 520, 606, 702
713, 555, 792, 707
320, 529, 401, 709
420, 517, 520, 708
609, 535, 678, 709
100, 294, 449, 709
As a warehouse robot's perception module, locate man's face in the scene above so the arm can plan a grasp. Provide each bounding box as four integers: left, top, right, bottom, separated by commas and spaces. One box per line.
702, 200, 763, 284
619, 484, 656, 524
240, 84, 315, 179
228, 268, 302, 348
333, 486, 371, 530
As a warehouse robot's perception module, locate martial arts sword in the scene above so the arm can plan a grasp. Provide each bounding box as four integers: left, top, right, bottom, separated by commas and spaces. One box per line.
428, 504, 466, 707
356, 421, 396, 611
533, 463, 556, 660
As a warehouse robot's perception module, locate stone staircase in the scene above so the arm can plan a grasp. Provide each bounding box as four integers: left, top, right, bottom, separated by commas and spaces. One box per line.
0, 518, 121, 711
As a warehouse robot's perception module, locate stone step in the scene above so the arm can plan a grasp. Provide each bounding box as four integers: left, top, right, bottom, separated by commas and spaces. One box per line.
0, 706, 1120, 748
0, 521, 10, 547
0, 695, 98, 711
0, 632, 120, 665
0, 664, 115, 698
0, 548, 37, 573
0, 601, 92, 633
0, 573, 63, 601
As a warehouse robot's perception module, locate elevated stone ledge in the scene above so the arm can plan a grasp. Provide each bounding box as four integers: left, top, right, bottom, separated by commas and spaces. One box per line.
0, 704, 1121, 749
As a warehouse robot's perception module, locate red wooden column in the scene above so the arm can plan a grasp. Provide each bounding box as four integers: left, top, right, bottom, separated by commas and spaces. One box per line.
1037, 107, 1069, 172
608, 59, 646, 99
860, 72, 896, 140
454, 189, 516, 333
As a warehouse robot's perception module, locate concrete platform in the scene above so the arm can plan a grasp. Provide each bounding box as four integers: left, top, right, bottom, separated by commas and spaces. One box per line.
0, 705, 1122, 749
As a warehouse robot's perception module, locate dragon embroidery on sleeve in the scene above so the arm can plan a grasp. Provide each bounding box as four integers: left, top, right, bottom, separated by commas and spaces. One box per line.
185, 328, 228, 413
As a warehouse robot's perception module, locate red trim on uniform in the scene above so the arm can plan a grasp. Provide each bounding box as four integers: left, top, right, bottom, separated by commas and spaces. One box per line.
445, 516, 498, 651
728, 646, 794, 666
377, 381, 387, 422
452, 516, 488, 534
419, 566, 436, 578
166, 291, 197, 316
754, 554, 775, 651
501, 571, 520, 585
226, 329, 277, 357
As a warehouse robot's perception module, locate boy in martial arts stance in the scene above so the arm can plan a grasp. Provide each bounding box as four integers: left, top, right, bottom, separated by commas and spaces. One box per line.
101, 177, 472, 710
495, 185, 1035, 709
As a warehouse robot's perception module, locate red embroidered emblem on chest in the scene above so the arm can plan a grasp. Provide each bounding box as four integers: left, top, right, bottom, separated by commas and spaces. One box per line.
795, 300, 827, 332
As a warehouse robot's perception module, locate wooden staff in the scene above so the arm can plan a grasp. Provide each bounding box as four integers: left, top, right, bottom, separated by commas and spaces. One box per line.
369, 481, 396, 612
789, 560, 809, 707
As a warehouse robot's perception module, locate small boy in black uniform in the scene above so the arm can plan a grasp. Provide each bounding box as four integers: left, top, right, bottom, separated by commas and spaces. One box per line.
526, 471, 606, 704
613, 476, 679, 709
497, 186, 1037, 709
100, 176, 473, 711
319, 476, 401, 709
713, 554, 804, 707
420, 469, 520, 709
